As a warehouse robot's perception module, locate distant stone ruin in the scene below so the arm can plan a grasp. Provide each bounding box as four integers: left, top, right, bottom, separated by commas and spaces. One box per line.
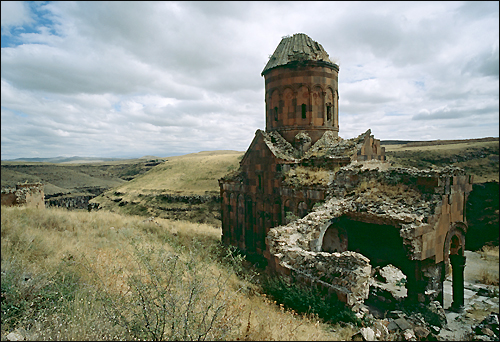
219, 33, 472, 313
1, 182, 45, 209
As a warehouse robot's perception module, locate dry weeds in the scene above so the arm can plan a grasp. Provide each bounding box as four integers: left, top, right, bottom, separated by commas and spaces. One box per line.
479, 245, 499, 259
283, 166, 331, 187
1, 206, 346, 340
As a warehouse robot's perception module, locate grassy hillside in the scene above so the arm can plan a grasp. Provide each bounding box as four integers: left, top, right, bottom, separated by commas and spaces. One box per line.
106, 150, 243, 195
2, 140, 498, 340
2, 140, 498, 244
1, 164, 125, 195
90, 150, 244, 224
383, 140, 499, 183
1, 206, 352, 341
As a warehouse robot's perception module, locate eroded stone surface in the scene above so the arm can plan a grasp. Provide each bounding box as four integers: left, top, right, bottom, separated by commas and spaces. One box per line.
265, 161, 473, 309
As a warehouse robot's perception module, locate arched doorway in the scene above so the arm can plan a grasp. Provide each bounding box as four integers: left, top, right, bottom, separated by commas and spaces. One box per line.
319, 217, 409, 265
319, 216, 411, 304
443, 226, 467, 312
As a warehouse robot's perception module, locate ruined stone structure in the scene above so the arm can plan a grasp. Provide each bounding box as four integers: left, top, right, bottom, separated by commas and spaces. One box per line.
265, 162, 472, 311
219, 33, 472, 312
1, 182, 45, 209
219, 33, 385, 254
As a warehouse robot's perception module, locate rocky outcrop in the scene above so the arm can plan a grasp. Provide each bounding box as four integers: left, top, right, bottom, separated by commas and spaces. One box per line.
45, 195, 95, 209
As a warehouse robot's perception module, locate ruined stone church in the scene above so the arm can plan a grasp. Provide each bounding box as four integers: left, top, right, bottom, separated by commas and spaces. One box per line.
219, 33, 472, 312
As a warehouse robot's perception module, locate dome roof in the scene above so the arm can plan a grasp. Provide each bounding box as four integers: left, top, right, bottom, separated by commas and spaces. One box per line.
261, 33, 336, 75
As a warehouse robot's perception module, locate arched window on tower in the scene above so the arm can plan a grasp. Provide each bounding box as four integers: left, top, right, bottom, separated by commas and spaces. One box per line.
326, 88, 334, 125
274, 107, 278, 121
301, 104, 307, 119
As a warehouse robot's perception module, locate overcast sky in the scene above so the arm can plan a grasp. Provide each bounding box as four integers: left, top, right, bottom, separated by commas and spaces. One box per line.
1, 1, 498, 160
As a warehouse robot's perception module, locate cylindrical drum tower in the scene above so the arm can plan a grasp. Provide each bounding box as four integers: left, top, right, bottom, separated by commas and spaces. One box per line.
261, 33, 340, 146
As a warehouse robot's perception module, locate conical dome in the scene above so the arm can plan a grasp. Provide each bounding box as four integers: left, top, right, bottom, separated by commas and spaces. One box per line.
262, 33, 337, 75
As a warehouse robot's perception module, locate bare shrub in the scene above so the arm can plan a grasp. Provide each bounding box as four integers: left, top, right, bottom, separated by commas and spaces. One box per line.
1, 206, 343, 341
84, 241, 242, 341
479, 245, 499, 259
478, 268, 499, 286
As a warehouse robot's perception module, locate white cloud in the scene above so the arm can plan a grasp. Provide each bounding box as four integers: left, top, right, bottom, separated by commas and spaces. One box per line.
1, 1, 498, 160
1, 1, 34, 34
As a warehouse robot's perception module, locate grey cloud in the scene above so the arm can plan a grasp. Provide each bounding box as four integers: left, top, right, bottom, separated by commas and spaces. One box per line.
463, 47, 500, 78
1, 2, 498, 159
455, 1, 499, 22
412, 104, 498, 121
1, 44, 179, 96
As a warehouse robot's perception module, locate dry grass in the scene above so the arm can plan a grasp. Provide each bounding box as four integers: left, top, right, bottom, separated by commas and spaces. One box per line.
383, 140, 498, 153
235, 294, 348, 341
479, 245, 499, 259
478, 268, 499, 286
283, 166, 331, 187
384, 140, 499, 183
111, 150, 243, 195
355, 179, 422, 204
1, 206, 346, 341
89, 150, 243, 223
477, 246, 499, 286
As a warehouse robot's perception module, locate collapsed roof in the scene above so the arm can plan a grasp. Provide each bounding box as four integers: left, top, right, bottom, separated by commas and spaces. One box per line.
258, 129, 375, 163
266, 161, 472, 309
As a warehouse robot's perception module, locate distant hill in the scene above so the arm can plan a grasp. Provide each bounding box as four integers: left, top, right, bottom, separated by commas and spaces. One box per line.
380, 140, 418, 145
0, 156, 172, 196
381, 137, 498, 147
4, 156, 130, 164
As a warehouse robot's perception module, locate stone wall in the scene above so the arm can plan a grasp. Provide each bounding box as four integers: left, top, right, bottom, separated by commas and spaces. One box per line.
1, 183, 45, 209
263, 64, 340, 144
220, 130, 329, 255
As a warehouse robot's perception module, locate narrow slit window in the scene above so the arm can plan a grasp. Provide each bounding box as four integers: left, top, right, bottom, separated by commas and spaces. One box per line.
274, 107, 278, 121
326, 105, 332, 122
301, 104, 306, 119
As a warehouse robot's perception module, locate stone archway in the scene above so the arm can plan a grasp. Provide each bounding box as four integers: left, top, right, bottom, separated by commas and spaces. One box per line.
321, 223, 348, 253
443, 224, 467, 312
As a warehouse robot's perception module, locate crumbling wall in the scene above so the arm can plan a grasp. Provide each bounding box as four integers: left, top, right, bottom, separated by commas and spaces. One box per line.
265, 161, 473, 309
1, 183, 45, 209
354, 132, 386, 162
266, 246, 372, 309
1, 191, 16, 206
219, 129, 387, 257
